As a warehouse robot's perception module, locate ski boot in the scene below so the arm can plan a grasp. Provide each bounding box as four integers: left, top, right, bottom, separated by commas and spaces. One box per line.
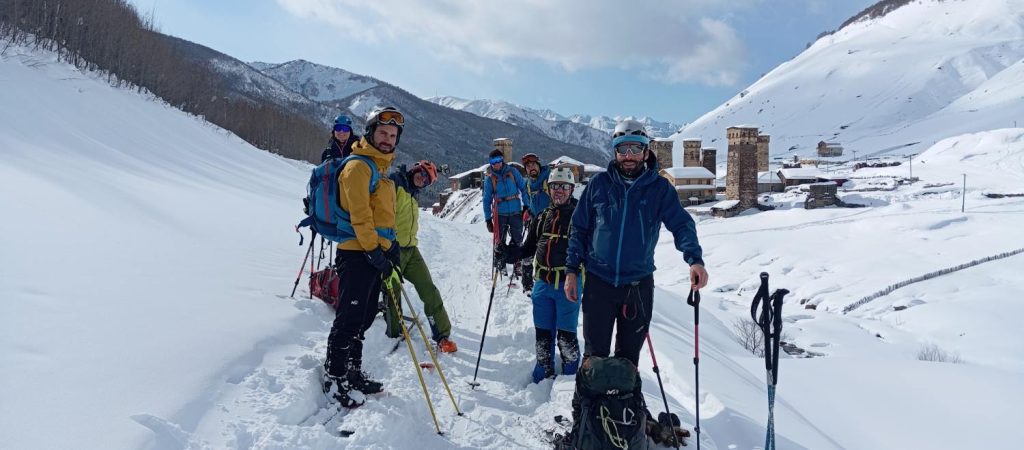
437, 337, 458, 353
346, 369, 383, 395
323, 374, 366, 408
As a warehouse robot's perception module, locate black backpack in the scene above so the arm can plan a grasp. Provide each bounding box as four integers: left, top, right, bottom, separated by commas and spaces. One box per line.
574, 357, 649, 450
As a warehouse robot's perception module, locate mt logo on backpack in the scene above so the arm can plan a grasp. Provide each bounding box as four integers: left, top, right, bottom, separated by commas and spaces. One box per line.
572, 356, 649, 450
297, 155, 393, 243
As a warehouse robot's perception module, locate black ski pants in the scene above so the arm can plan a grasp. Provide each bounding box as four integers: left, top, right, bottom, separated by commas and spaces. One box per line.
494, 212, 524, 267
570, 274, 653, 439
581, 274, 654, 367
325, 249, 385, 377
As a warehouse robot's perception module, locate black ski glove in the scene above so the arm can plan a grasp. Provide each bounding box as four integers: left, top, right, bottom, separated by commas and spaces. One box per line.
386, 242, 401, 268
365, 246, 392, 272
485, 220, 494, 233
302, 197, 310, 215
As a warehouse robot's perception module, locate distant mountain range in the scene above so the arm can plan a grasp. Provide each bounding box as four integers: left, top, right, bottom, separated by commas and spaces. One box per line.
428, 96, 682, 157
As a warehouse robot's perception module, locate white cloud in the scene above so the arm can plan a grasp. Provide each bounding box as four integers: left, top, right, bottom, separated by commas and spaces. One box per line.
276, 0, 753, 86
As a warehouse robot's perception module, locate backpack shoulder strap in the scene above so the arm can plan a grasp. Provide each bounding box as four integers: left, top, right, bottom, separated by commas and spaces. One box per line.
340, 155, 380, 193
488, 171, 500, 194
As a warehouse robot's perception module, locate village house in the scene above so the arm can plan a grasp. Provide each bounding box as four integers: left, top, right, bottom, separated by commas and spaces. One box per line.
661, 166, 717, 204
817, 141, 844, 157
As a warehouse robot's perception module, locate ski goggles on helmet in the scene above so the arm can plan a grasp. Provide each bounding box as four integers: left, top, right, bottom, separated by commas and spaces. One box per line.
521, 153, 540, 165
489, 155, 505, 165
549, 183, 573, 192
614, 141, 647, 155
333, 123, 352, 133
374, 109, 405, 127
612, 133, 650, 148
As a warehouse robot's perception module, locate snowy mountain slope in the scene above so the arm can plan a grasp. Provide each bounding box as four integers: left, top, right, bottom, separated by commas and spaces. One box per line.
0, 45, 312, 450
427, 96, 613, 157
163, 35, 327, 119
251, 59, 379, 103
673, 0, 1024, 166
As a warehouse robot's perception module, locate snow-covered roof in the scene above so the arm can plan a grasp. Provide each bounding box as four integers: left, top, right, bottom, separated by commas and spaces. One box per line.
730, 124, 760, 129
675, 184, 717, 190
809, 181, 838, 187
682, 138, 702, 142
450, 164, 488, 179
550, 155, 584, 166
758, 171, 783, 183
778, 168, 827, 180
712, 200, 740, 209
583, 164, 606, 172
662, 167, 715, 179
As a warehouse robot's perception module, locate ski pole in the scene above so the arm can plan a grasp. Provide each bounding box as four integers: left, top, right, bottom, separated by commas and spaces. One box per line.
646, 332, 680, 449
394, 276, 463, 416
469, 267, 500, 389
290, 231, 315, 298
384, 272, 443, 435
750, 273, 788, 450
687, 278, 702, 450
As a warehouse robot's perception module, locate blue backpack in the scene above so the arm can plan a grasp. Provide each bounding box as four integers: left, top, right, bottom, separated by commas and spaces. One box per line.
298, 155, 396, 244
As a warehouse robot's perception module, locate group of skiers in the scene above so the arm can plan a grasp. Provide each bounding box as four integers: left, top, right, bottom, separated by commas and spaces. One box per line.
304, 106, 709, 447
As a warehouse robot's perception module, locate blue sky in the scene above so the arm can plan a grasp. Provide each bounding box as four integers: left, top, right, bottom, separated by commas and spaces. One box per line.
130, 0, 877, 124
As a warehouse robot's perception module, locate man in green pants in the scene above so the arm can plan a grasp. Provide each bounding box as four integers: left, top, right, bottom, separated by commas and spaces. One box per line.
384, 160, 458, 353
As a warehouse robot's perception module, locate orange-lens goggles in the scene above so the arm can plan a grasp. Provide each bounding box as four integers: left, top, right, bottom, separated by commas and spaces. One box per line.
377, 110, 405, 126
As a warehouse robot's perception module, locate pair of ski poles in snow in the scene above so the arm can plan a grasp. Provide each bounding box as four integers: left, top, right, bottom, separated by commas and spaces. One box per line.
382, 268, 463, 435
750, 272, 788, 450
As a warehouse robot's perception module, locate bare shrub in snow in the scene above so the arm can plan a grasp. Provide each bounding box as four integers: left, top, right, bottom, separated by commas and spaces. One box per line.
917, 343, 963, 364
733, 318, 765, 357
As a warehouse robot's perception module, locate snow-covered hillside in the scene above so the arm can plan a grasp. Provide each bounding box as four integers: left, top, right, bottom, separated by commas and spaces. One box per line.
251, 60, 379, 103
674, 0, 1024, 166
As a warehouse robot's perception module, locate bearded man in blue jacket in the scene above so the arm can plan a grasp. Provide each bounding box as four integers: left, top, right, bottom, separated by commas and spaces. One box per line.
561, 119, 709, 441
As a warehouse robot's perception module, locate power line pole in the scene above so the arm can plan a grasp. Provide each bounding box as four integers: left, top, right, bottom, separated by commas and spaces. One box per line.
962, 174, 967, 213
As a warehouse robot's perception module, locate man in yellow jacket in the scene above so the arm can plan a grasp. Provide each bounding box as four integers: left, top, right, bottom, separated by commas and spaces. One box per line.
323, 107, 404, 408
384, 160, 457, 353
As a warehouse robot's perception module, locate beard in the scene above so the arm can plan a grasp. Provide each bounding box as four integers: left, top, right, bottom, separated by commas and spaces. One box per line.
376, 142, 395, 153
616, 159, 644, 178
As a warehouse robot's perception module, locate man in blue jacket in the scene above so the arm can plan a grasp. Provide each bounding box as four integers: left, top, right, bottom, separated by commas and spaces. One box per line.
520, 152, 550, 294
561, 119, 709, 440
482, 149, 530, 276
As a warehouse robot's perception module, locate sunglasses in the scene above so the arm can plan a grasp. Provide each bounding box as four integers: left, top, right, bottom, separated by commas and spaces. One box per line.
549, 183, 573, 192
376, 110, 405, 126
413, 169, 434, 186
489, 156, 504, 165
522, 154, 539, 165
615, 142, 647, 155
333, 124, 352, 133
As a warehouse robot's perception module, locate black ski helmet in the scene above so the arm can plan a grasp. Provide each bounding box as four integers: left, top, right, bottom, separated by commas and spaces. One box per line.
365, 106, 405, 148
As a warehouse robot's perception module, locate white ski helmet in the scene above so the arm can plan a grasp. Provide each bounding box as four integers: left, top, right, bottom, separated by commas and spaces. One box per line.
612, 119, 651, 148
365, 106, 405, 146
548, 166, 576, 185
